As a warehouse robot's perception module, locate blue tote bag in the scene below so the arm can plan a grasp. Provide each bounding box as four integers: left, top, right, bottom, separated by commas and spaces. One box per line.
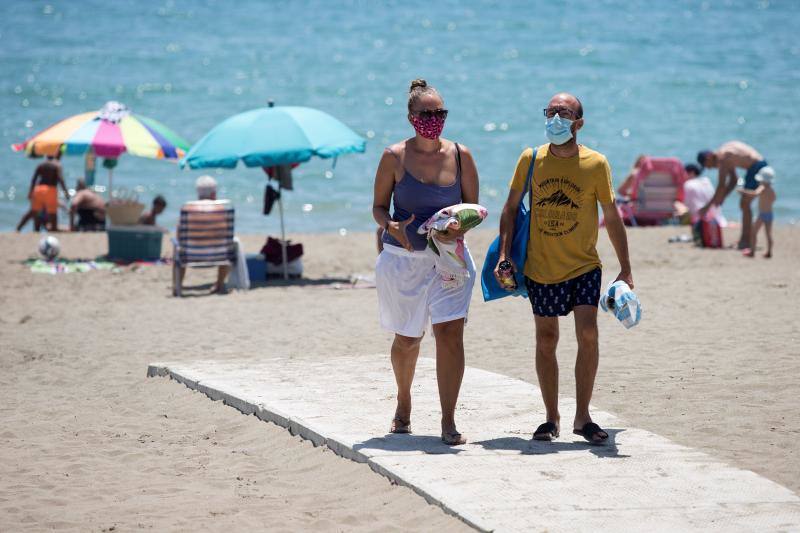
480, 148, 537, 301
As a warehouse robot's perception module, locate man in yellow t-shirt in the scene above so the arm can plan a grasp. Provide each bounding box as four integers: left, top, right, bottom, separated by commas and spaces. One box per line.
494, 92, 633, 445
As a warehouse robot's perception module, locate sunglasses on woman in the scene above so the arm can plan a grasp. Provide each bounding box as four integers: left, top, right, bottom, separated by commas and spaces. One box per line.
415, 108, 448, 120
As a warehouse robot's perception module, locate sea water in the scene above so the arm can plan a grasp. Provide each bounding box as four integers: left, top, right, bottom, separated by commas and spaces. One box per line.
1, 0, 798, 234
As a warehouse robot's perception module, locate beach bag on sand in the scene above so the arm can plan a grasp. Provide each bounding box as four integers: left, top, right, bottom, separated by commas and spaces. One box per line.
481, 148, 537, 301
693, 216, 723, 248
261, 236, 303, 265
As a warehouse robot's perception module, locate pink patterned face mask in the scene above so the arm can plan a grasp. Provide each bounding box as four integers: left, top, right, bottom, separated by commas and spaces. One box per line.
410, 114, 446, 139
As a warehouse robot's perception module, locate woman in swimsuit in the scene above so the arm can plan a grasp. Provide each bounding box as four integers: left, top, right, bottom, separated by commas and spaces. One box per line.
372, 79, 479, 445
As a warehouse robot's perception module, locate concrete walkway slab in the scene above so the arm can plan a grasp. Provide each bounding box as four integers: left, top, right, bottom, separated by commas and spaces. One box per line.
148, 356, 800, 532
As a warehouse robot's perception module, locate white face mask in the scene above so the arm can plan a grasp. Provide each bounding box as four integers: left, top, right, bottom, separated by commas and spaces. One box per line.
545, 113, 574, 145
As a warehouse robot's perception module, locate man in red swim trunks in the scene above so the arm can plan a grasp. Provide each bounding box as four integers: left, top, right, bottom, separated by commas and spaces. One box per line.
16, 154, 70, 232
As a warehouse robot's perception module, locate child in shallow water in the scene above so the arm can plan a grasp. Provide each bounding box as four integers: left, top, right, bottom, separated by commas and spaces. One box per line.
740, 167, 776, 258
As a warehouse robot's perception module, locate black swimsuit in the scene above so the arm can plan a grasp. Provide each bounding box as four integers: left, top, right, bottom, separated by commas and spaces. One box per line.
77, 209, 105, 231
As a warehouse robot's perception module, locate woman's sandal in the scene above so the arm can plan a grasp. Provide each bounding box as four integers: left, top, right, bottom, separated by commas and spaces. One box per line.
390, 416, 411, 434
533, 421, 560, 441
441, 430, 466, 445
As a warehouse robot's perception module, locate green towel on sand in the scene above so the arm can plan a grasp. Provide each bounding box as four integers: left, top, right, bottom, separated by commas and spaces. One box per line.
26, 258, 118, 275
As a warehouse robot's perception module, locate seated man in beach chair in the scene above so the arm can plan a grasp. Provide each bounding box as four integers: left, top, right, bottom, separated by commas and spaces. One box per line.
173, 176, 236, 296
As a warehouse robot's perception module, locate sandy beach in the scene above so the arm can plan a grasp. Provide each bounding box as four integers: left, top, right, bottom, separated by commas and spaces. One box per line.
1, 225, 798, 531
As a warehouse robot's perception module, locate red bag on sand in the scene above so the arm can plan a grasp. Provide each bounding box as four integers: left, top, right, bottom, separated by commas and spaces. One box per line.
261, 236, 303, 265
693, 217, 723, 248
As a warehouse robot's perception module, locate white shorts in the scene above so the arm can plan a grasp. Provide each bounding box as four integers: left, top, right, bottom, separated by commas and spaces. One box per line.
376, 243, 476, 338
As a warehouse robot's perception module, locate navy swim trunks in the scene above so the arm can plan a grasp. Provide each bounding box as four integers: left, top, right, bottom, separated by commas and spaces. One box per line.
743, 160, 768, 190
525, 268, 602, 317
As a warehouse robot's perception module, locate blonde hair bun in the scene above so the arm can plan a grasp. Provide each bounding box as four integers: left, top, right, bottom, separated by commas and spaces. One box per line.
409, 79, 428, 92
407, 79, 439, 112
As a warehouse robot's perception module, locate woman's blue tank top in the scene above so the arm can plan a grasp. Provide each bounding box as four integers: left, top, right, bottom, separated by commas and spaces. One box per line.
382, 144, 463, 251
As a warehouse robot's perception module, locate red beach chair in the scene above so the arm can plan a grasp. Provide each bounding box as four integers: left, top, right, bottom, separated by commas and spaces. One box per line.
620, 157, 687, 226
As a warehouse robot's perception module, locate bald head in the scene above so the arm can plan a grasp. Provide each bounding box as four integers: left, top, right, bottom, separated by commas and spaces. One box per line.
544, 92, 585, 149
548, 93, 583, 119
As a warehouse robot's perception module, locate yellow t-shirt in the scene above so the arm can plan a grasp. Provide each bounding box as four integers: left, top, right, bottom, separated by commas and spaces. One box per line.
509, 144, 614, 284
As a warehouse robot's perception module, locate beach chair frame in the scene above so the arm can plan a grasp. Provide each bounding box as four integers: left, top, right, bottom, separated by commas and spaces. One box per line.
172, 200, 236, 297
623, 157, 687, 226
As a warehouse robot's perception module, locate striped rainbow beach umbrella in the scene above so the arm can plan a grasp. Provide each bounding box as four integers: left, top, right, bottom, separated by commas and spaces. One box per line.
12, 101, 190, 161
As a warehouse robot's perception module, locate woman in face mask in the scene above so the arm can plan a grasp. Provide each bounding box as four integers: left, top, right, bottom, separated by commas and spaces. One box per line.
372, 79, 480, 445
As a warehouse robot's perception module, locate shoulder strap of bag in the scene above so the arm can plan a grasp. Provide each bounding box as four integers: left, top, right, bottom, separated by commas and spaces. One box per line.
522, 147, 538, 207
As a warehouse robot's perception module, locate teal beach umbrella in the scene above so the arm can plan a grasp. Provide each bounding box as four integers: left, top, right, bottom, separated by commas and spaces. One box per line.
180, 104, 366, 170
180, 104, 366, 279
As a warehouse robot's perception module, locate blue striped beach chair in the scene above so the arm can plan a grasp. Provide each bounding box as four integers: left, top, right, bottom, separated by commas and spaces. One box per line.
172, 200, 236, 296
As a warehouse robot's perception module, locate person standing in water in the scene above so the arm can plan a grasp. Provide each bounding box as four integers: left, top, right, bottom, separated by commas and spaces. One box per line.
372, 79, 479, 445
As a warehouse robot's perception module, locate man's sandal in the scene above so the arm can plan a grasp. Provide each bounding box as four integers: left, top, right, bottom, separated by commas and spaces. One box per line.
573, 422, 608, 444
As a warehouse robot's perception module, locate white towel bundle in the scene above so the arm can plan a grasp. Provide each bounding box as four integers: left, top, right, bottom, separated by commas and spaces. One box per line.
599, 280, 642, 329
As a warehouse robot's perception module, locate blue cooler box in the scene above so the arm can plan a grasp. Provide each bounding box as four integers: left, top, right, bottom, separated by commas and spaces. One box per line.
107, 225, 163, 261
246, 253, 267, 281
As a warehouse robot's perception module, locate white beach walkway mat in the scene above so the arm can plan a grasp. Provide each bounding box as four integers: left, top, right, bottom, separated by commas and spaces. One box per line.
148, 356, 800, 533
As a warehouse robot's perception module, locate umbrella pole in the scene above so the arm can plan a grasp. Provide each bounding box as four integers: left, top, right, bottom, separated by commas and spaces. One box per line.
108, 167, 113, 201
278, 188, 289, 280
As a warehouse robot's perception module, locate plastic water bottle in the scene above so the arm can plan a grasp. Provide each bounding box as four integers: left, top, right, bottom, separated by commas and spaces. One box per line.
600, 280, 642, 329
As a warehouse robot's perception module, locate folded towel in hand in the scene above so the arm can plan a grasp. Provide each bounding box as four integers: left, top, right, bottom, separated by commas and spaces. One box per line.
417, 203, 488, 288
600, 280, 642, 329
